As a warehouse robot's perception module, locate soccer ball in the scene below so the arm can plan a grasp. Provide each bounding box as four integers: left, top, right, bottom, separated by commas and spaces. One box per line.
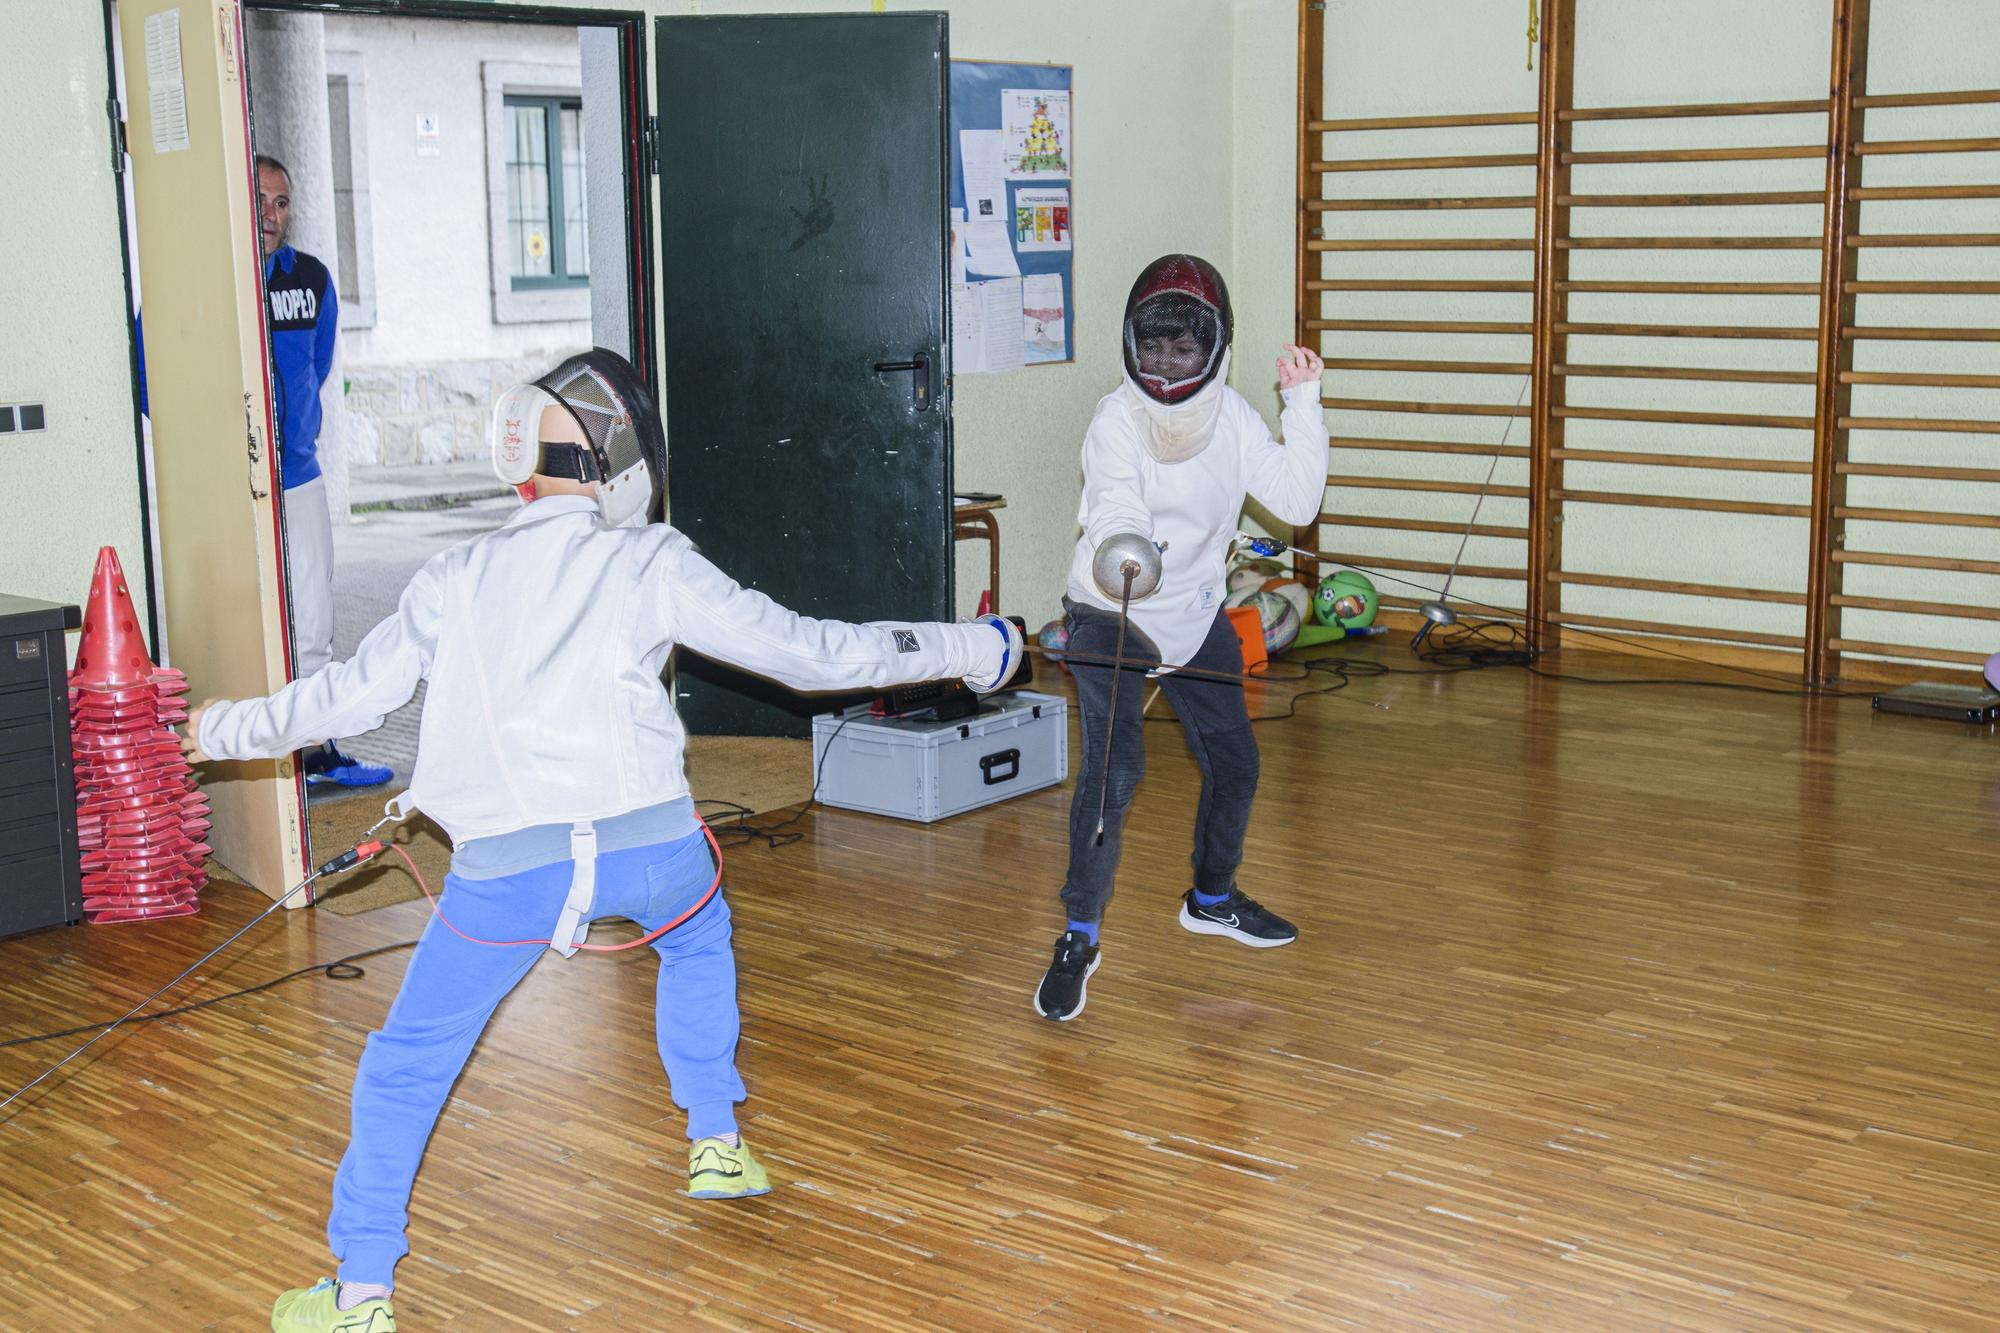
1314, 571, 1378, 628
1242, 588, 1301, 656
1227, 560, 1280, 598
1259, 577, 1312, 627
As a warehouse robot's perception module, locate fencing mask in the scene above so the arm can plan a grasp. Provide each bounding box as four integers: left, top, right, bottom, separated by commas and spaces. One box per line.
1119, 254, 1234, 464
492, 348, 665, 528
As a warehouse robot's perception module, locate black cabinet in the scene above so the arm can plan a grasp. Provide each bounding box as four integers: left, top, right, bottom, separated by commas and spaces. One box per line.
0, 595, 83, 939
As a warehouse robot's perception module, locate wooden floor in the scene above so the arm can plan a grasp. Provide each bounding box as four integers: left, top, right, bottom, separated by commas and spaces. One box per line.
3, 643, 1997, 1330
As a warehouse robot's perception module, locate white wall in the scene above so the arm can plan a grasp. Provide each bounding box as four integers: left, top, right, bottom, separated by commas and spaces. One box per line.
0, 3, 149, 638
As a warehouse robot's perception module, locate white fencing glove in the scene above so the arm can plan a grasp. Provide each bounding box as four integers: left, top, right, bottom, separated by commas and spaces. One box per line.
962, 614, 1025, 694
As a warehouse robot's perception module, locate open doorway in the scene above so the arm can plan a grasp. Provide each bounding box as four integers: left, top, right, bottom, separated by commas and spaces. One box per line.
238, 3, 650, 881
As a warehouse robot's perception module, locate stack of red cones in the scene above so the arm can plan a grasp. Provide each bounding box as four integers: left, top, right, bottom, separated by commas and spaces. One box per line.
68, 547, 211, 924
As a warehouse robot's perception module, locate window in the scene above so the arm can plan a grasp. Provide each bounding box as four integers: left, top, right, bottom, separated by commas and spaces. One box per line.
324, 51, 375, 329
504, 95, 587, 288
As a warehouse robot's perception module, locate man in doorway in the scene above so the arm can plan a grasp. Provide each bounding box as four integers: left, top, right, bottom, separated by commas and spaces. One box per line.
258, 152, 391, 788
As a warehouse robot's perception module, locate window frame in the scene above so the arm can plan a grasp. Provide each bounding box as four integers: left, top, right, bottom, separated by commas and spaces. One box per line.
480, 60, 589, 327
502, 92, 588, 292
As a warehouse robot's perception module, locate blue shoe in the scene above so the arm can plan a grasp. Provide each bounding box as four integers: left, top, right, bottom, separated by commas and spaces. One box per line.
301, 743, 394, 789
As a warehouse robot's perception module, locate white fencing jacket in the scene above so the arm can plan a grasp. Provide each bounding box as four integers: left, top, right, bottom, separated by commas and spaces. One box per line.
1065, 380, 1328, 667
199, 495, 1005, 844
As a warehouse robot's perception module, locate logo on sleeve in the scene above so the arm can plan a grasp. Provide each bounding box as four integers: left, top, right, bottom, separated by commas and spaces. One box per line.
892, 630, 920, 653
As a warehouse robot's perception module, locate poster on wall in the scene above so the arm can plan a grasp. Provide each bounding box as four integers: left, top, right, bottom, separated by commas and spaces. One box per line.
1001, 88, 1070, 178
949, 59, 1074, 368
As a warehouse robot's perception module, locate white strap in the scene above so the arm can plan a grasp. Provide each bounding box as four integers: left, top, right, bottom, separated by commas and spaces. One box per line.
550, 820, 597, 959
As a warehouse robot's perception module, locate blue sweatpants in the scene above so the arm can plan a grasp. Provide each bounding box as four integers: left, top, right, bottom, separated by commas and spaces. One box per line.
329, 830, 744, 1289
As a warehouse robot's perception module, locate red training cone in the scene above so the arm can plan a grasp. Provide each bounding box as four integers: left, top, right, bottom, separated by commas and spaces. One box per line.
68, 546, 208, 925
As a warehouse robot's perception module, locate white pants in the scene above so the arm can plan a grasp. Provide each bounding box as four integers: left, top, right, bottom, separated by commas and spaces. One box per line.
283, 474, 336, 678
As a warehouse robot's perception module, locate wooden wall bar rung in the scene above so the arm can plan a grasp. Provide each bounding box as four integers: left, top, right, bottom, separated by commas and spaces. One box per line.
1553, 611, 1806, 649
1558, 235, 1822, 250
1837, 416, 2000, 435
1559, 362, 1817, 385
1554, 448, 1813, 474
1331, 474, 1532, 498
1310, 110, 1538, 131
1558, 321, 1818, 340
1333, 436, 1532, 457
1324, 514, 1529, 539
1849, 185, 2000, 201
1310, 318, 1535, 334
1554, 405, 1814, 429
1555, 488, 1811, 517
1380, 593, 1527, 618
1834, 550, 2000, 576
1563, 145, 1824, 164
1324, 358, 1532, 375
1308, 238, 1537, 251
1323, 397, 1532, 418
1553, 571, 1808, 604
1839, 460, 2000, 482
1324, 553, 1526, 581
1310, 278, 1535, 292
1314, 153, 1538, 172
1841, 368, 2000, 386
1852, 136, 2000, 156
1843, 325, 2000, 341
1831, 592, 1999, 620
1559, 280, 1820, 294
1850, 233, 2000, 248
1852, 87, 2000, 109
1562, 97, 1829, 121
1836, 505, 2000, 529
1844, 280, 2000, 294
1828, 636, 1991, 664
1309, 196, 1536, 211
1560, 190, 1825, 207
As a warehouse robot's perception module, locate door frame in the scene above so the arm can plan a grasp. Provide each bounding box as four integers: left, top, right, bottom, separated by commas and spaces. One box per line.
238, 0, 660, 396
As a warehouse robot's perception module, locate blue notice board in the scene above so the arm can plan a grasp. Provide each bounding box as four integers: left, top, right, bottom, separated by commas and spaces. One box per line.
949, 60, 1074, 365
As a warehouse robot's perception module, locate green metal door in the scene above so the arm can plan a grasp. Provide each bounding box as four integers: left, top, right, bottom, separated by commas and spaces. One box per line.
655, 12, 953, 737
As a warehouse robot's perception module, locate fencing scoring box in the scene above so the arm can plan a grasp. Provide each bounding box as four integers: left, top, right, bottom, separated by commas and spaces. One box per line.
810, 690, 1067, 823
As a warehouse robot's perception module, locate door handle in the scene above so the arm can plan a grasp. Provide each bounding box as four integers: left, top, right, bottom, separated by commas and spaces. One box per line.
871, 351, 933, 412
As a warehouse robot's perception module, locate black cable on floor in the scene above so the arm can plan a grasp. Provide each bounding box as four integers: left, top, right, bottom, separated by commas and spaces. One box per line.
0, 941, 419, 1050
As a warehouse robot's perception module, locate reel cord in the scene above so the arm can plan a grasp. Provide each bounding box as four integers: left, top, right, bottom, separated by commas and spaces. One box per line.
0, 811, 738, 1110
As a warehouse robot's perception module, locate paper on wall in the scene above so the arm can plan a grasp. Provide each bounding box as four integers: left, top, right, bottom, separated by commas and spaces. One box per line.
949, 207, 968, 286
959, 130, 1008, 222
144, 10, 190, 154
1002, 88, 1070, 179
952, 278, 1026, 375
963, 220, 1021, 278
1022, 272, 1067, 364
1013, 187, 1071, 252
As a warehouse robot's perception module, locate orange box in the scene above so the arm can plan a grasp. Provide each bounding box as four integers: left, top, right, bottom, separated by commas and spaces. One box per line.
1225, 605, 1268, 672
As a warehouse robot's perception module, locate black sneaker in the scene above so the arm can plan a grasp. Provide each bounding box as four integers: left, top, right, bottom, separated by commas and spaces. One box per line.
1178, 889, 1298, 949
1034, 931, 1101, 1022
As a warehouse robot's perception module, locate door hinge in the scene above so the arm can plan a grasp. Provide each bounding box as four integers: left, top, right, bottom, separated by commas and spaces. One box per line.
645, 115, 661, 177
107, 96, 126, 173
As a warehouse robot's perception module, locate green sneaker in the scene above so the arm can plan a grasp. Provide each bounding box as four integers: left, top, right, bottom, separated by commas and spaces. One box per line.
271, 1277, 396, 1332
687, 1136, 771, 1199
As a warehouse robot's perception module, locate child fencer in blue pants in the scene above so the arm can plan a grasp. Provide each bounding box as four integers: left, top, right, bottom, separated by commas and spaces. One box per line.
330, 826, 738, 1291
182, 349, 1023, 1332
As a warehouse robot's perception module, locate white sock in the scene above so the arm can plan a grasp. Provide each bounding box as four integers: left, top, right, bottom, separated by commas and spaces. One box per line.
337, 1281, 392, 1310
716, 1131, 739, 1147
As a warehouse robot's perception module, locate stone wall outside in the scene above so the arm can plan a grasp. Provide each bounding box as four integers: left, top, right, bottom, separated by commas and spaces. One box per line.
342, 351, 589, 467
